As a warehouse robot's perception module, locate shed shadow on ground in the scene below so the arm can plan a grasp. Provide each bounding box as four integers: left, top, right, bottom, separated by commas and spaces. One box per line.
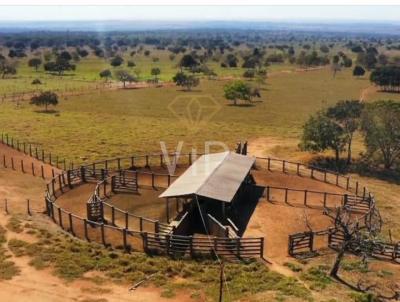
231, 184, 264, 236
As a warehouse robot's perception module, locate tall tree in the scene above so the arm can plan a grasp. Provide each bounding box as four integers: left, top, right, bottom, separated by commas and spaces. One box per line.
326, 100, 364, 164
361, 100, 400, 169
300, 112, 347, 165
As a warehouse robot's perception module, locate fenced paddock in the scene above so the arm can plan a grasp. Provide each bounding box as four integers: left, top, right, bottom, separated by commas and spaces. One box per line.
45, 161, 265, 260
34, 149, 397, 262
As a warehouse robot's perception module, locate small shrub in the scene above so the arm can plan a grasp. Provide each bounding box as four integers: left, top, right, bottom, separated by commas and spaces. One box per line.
349, 292, 378, 302
160, 287, 176, 298
341, 259, 369, 273
8, 238, 29, 257
283, 262, 303, 272
301, 265, 332, 290
6, 216, 23, 233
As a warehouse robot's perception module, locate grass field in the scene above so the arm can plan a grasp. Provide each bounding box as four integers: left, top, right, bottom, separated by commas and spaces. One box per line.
1, 67, 399, 163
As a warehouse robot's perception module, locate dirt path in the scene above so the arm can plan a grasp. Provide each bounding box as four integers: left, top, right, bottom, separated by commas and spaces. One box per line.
359, 85, 376, 102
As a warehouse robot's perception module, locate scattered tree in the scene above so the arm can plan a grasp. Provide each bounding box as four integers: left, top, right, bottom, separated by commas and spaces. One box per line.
0, 60, 17, 79
326, 100, 364, 164
110, 56, 124, 67
150, 67, 161, 83
30, 91, 58, 112
370, 66, 400, 93
114, 70, 136, 88
28, 58, 42, 71
223, 81, 252, 106
361, 100, 400, 169
172, 72, 199, 91
300, 112, 347, 165
99, 69, 112, 81
353, 65, 365, 78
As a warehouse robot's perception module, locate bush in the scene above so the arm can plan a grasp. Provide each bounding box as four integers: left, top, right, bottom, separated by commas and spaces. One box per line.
31, 78, 42, 85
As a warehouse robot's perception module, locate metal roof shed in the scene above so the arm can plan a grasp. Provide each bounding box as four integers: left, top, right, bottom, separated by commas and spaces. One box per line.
159, 151, 255, 203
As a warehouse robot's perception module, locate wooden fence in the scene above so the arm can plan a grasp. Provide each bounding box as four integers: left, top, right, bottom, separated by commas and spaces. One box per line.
45, 165, 265, 260
328, 230, 400, 263
255, 157, 373, 200
288, 232, 314, 256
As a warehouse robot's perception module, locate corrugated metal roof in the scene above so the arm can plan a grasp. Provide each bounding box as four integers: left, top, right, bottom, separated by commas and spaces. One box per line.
159, 151, 255, 202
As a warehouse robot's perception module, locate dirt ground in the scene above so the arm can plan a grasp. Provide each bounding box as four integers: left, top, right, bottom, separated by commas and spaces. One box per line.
0, 139, 376, 301
0, 142, 194, 302
0, 214, 194, 302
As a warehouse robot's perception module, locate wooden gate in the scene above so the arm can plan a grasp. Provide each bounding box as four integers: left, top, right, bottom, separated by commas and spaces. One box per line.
328, 229, 345, 250
87, 195, 104, 222
111, 171, 138, 193
288, 232, 314, 256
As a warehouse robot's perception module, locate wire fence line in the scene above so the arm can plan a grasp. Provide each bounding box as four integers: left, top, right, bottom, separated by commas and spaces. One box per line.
0, 198, 45, 216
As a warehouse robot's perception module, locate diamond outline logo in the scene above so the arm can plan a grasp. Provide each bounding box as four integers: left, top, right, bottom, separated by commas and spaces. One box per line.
167, 94, 222, 133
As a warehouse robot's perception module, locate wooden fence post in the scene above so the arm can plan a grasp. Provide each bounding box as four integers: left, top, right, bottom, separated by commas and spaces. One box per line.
11, 157, 14, 170
260, 238, 264, 258
123, 228, 128, 251
69, 213, 74, 235
84, 219, 89, 241
27, 199, 31, 215
41, 165, 45, 179
125, 212, 129, 229
304, 190, 308, 206
101, 223, 106, 246
58, 208, 63, 228
31, 162, 35, 176
4, 199, 8, 215
21, 159, 24, 173
111, 206, 115, 225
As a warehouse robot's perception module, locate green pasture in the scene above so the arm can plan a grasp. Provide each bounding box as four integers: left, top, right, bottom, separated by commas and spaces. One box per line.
1, 67, 399, 164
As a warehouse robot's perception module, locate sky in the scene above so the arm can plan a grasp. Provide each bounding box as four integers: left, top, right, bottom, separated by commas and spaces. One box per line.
0, 5, 400, 22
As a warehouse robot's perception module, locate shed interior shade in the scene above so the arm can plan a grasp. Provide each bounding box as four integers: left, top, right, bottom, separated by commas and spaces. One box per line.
159, 151, 255, 202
